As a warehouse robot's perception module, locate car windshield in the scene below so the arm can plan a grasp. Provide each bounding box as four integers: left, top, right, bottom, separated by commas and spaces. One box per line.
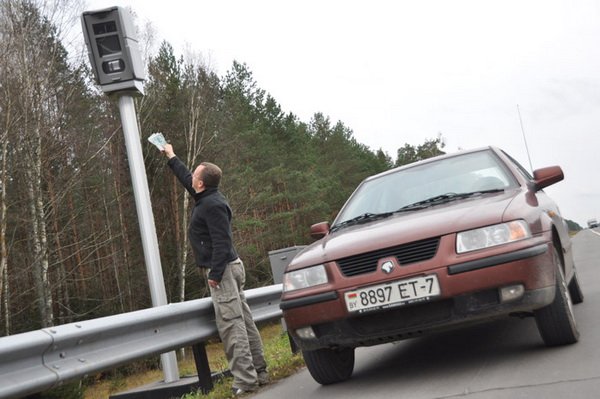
332, 150, 517, 230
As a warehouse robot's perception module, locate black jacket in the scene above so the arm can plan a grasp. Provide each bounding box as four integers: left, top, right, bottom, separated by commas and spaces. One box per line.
168, 157, 238, 282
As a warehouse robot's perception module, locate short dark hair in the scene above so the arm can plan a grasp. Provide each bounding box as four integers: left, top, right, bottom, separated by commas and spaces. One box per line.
200, 162, 222, 187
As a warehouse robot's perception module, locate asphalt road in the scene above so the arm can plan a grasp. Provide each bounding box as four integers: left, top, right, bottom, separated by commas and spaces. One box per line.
253, 229, 600, 399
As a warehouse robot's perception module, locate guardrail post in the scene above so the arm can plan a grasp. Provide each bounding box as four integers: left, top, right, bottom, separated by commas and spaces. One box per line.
192, 342, 213, 393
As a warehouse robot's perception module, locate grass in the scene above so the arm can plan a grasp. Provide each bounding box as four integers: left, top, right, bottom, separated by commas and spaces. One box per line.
83, 322, 305, 399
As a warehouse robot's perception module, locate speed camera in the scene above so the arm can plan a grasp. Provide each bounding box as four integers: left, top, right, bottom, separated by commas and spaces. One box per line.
81, 6, 145, 94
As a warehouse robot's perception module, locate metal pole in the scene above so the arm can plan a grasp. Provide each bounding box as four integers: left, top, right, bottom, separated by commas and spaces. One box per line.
118, 95, 179, 382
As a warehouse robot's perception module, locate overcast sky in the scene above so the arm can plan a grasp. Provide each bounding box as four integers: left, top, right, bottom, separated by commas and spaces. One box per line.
84, 0, 600, 226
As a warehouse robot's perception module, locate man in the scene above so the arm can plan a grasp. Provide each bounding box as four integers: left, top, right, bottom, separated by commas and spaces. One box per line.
163, 144, 268, 395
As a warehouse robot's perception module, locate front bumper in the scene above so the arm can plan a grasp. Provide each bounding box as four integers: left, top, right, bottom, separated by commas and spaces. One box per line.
289, 286, 554, 350
282, 243, 556, 351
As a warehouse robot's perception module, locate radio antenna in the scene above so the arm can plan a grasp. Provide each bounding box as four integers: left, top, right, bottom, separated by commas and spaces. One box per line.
517, 104, 534, 171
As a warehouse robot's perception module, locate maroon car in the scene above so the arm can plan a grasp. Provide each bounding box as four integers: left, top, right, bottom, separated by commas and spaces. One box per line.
280, 147, 584, 385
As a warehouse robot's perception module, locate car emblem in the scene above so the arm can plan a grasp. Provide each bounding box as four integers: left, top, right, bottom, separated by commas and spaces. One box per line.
381, 261, 394, 274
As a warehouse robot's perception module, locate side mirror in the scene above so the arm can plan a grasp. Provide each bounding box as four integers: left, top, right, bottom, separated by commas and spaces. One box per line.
310, 222, 330, 240
532, 166, 563, 191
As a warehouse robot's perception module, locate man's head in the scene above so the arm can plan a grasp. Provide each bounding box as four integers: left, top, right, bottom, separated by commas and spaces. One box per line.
192, 162, 222, 192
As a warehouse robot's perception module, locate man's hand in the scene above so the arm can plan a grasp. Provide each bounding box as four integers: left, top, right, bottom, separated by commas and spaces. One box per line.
208, 279, 220, 289
163, 143, 176, 159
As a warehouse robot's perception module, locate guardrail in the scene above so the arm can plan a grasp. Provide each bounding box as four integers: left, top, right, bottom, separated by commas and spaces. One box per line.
0, 284, 283, 399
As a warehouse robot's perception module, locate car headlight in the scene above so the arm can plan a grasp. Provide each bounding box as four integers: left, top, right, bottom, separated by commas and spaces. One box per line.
283, 265, 328, 292
456, 220, 531, 253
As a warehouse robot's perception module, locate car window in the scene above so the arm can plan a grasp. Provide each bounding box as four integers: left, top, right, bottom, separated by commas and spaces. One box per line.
335, 150, 517, 225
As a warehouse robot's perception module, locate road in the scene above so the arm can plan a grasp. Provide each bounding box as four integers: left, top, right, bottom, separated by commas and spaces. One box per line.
254, 229, 600, 399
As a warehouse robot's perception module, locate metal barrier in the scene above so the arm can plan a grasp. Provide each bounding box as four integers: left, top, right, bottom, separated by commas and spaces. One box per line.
0, 284, 283, 399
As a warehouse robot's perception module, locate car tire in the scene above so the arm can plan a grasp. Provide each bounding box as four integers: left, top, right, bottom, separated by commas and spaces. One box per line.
568, 268, 584, 305
302, 347, 355, 385
534, 247, 579, 347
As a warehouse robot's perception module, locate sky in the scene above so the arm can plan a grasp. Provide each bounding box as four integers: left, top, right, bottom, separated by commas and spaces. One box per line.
83, 0, 600, 226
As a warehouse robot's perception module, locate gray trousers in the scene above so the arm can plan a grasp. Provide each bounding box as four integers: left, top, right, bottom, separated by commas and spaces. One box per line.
208, 259, 267, 391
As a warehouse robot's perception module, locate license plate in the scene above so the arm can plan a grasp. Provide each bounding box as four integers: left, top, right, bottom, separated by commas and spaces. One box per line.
345, 275, 440, 313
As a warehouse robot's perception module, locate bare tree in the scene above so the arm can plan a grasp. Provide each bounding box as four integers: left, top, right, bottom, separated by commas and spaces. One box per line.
0, 88, 12, 335
0, 0, 86, 328
0, 2, 13, 334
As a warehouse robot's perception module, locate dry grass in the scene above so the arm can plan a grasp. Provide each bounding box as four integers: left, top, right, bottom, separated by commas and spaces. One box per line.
83, 322, 304, 399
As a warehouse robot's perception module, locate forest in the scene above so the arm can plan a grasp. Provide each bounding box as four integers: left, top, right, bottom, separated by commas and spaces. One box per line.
0, 0, 450, 336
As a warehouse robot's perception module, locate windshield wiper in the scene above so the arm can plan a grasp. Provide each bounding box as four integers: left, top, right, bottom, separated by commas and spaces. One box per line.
460, 188, 505, 198
330, 212, 393, 233
331, 189, 505, 232
396, 189, 504, 212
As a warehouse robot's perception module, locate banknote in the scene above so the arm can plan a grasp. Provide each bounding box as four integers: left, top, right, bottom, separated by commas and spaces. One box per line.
148, 132, 167, 150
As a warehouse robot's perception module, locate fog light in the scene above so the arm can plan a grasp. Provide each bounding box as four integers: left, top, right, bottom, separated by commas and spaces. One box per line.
499, 284, 524, 302
296, 326, 316, 340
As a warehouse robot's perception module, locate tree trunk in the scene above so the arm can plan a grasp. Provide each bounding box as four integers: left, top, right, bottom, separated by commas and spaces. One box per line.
0, 125, 9, 335
67, 193, 86, 298
26, 161, 54, 327
104, 193, 125, 313
47, 178, 72, 324
112, 141, 134, 311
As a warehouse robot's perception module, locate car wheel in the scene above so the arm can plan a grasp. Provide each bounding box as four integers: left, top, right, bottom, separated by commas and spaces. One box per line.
302, 347, 355, 385
568, 267, 584, 304
534, 247, 579, 347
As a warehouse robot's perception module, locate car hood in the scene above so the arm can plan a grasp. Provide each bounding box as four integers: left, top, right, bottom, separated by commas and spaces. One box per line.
289, 191, 518, 270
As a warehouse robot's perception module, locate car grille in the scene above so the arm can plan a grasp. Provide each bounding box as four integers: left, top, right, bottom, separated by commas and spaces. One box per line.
336, 237, 440, 277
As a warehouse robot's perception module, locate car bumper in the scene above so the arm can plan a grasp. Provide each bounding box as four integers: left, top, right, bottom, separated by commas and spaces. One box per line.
282, 243, 556, 351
